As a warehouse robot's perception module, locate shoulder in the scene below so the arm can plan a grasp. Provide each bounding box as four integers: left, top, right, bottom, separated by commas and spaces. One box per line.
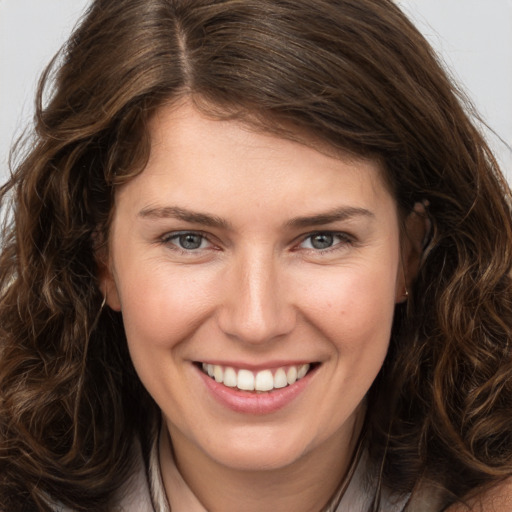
446, 478, 512, 512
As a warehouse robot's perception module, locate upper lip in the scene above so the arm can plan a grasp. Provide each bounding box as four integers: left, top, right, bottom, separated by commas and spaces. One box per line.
195, 360, 318, 371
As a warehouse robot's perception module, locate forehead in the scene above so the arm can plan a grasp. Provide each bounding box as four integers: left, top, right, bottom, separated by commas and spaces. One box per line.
149, 100, 384, 171
113, 101, 396, 225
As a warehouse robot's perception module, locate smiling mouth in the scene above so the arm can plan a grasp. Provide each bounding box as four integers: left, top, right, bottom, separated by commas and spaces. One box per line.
198, 363, 317, 393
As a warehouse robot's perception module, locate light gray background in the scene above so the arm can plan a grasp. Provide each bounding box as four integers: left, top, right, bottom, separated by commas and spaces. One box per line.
1, 0, 511, 180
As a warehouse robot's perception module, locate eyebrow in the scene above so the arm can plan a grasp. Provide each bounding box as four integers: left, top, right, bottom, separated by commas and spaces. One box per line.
139, 205, 374, 230
286, 206, 374, 228
138, 206, 231, 229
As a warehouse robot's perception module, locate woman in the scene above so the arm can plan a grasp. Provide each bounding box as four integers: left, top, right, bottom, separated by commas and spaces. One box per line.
1, 0, 512, 510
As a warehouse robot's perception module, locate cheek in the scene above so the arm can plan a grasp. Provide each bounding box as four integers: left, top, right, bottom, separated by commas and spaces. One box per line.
115, 265, 218, 399
298, 261, 398, 341
116, 262, 216, 350
312, 265, 397, 401
296, 262, 397, 405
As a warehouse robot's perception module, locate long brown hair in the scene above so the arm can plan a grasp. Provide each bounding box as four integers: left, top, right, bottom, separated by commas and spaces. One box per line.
1, 1, 512, 510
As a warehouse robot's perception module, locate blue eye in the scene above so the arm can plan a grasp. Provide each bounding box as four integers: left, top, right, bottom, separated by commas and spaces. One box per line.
299, 232, 350, 250
164, 232, 208, 250
178, 233, 204, 250
309, 233, 334, 249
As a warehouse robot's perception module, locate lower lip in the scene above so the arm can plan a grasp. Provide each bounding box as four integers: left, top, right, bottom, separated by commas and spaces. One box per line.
197, 366, 315, 415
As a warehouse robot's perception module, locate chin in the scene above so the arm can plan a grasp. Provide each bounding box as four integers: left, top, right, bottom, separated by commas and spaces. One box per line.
200, 426, 314, 472
212, 446, 306, 472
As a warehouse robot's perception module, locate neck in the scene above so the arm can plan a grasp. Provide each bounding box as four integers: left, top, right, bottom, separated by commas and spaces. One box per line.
159, 410, 365, 512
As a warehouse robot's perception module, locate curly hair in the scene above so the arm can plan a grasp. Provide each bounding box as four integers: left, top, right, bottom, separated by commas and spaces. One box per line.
1, 0, 512, 510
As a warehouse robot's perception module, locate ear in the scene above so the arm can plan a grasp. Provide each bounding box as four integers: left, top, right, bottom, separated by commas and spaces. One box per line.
396, 201, 431, 302
96, 248, 122, 312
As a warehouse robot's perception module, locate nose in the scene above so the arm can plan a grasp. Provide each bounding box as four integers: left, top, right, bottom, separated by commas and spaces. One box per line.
217, 249, 296, 345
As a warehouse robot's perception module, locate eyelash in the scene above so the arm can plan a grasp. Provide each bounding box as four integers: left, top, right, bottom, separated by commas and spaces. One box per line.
160, 230, 354, 254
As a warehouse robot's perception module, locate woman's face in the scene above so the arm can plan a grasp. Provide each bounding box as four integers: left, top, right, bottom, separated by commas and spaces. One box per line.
102, 102, 411, 474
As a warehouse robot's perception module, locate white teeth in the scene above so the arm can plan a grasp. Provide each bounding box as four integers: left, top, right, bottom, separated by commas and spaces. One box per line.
286, 366, 298, 385
213, 365, 223, 383
223, 367, 237, 387
201, 363, 311, 392
237, 369, 255, 391
274, 368, 288, 389
297, 364, 309, 379
255, 370, 274, 392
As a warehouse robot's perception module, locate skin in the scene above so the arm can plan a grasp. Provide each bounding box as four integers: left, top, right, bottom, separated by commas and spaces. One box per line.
100, 101, 422, 511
